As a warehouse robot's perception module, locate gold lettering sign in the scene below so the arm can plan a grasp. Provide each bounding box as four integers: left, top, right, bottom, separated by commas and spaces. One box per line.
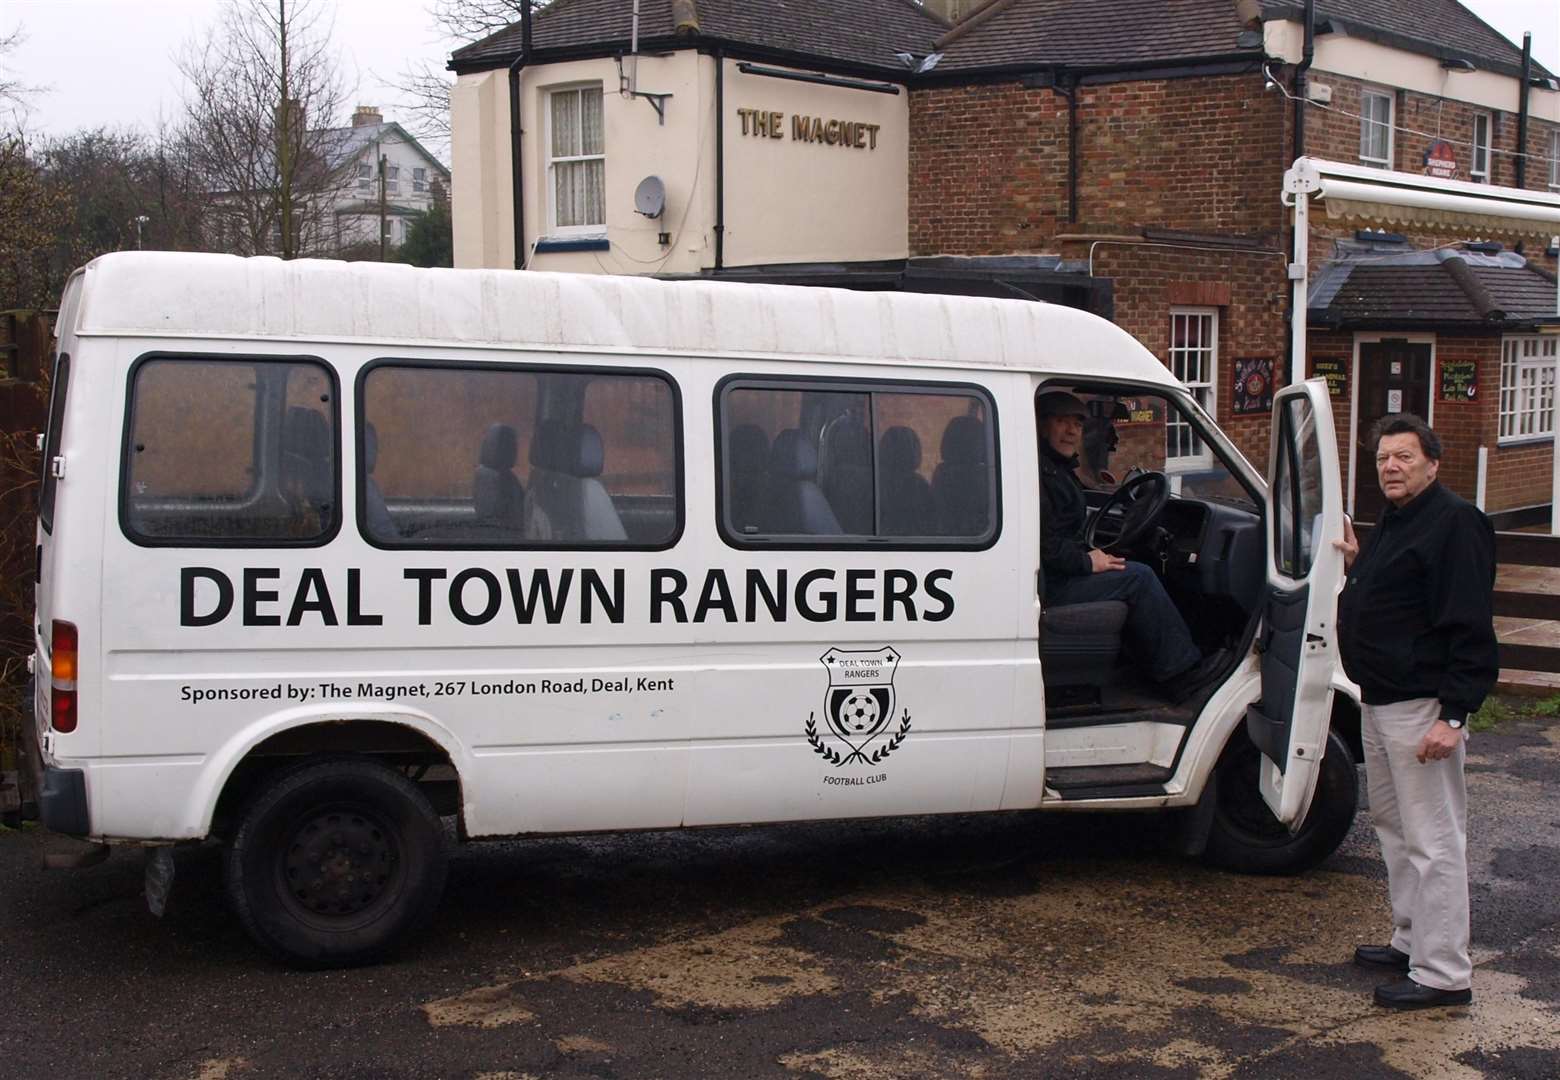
736, 106, 880, 150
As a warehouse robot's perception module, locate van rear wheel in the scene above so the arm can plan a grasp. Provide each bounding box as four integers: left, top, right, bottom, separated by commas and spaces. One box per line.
1202, 728, 1357, 876
225, 759, 447, 968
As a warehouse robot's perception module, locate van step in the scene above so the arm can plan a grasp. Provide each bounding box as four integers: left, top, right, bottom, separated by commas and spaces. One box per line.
1046, 703, 1193, 730
1046, 764, 1174, 796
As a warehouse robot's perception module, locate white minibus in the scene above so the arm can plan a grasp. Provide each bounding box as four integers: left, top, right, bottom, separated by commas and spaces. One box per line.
24, 253, 1356, 967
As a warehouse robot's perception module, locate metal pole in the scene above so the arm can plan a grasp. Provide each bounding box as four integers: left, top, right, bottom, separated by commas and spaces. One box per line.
379, 153, 388, 261
1283, 160, 1320, 387
278, 0, 293, 260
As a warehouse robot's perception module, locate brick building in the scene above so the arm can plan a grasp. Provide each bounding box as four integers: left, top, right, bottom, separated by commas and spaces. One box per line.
910, 0, 1560, 521
449, 0, 1560, 522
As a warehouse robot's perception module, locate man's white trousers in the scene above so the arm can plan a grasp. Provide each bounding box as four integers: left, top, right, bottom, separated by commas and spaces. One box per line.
1361, 696, 1471, 991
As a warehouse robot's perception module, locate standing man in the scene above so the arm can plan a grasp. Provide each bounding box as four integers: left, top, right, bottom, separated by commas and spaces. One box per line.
1037, 391, 1226, 701
1335, 414, 1497, 1010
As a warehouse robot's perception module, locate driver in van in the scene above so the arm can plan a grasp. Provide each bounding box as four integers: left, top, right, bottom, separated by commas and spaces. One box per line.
1038, 391, 1228, 701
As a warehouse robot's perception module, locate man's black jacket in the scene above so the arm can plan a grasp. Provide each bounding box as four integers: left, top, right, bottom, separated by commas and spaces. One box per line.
1337, 481, 1497, 723
1040, 442, 1092, 581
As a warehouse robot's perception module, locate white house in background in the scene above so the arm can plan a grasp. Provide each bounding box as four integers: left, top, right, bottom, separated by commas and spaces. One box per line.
318, 107, 452, 251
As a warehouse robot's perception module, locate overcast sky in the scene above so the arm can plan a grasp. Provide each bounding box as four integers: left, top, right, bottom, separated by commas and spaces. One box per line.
3, 0, 1558, 164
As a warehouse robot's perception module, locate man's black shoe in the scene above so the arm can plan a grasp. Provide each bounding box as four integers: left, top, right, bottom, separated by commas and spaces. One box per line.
1164, 648, 1231, 703
1353, 944, 1410, 972
1373, 977, 1472, 1010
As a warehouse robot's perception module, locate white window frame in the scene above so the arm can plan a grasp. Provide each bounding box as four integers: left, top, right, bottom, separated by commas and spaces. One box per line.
1549, 128, 1560, 192
413, 167, 427, 194
1166, 307, 1218, 471
1499, 334, 1558, 444
1471, 112, 1491, 183
356, 161, 372, 192
1360, 89, 1394, 169
385, 163, 399, 195
544, 83, 607, 237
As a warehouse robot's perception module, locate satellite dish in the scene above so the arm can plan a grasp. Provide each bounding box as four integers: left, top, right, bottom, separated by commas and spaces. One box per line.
634, 175, 666, 219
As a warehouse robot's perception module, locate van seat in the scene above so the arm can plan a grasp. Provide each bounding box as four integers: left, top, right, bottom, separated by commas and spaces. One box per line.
527, 421, 627, 542
818, 415, 873, 535
1042, 600, 1128, 689
763, 429, 841, 535
932, 415, 989, 536
473, 423, 526, 532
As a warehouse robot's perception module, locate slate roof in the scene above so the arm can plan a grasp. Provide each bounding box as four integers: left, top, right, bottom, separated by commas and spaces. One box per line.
450, 0, 948, 75
453, 0, 1552, 81
1264, 0, 1552, 79
932, 0, 1261, 73
315, 121, 450, 178
1309, 247, 1560, 329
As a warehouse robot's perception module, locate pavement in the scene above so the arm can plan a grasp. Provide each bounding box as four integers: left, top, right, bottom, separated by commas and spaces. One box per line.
3, 716, 1559, 1079
1495, 564, 1560, 697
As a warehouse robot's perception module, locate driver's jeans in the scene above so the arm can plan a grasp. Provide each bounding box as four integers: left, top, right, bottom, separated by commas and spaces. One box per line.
1045, 562, 1201, 682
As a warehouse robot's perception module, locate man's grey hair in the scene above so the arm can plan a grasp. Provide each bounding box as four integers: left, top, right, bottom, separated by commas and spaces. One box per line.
1369, 413, 1442, 460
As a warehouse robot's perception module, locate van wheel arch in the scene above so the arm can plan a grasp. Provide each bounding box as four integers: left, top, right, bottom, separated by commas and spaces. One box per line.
212, 720, 463, 840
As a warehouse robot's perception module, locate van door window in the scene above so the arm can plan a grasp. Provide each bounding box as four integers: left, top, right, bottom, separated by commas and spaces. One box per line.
360, 362, 680, 548
38, 353, 70, 533
122, 356, 339, 544
718, 379, 997, 546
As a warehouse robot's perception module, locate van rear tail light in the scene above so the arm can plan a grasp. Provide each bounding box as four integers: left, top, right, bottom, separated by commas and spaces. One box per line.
51, 619, 78, 734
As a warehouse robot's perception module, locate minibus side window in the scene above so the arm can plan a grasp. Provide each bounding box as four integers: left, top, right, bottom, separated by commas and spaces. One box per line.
122, 357, 339, 545
718, 379, 998, 547
38, 353, 70, 533
359, 361, 680, 549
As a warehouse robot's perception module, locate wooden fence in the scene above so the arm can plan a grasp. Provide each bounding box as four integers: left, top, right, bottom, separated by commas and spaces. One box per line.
1489, 531, 1560, 675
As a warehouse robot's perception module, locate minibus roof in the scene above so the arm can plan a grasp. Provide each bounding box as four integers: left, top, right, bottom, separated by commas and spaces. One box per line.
70, 252, 1177, 385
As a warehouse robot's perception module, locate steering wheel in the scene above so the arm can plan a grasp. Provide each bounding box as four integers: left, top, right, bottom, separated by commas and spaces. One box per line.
1084, 470, 1170, 551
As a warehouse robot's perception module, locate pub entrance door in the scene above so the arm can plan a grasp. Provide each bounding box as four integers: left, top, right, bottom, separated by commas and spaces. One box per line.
1353, 338, 1433, 523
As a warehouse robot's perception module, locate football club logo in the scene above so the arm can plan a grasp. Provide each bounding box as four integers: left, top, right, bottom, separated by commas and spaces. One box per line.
804, 646, 912, 767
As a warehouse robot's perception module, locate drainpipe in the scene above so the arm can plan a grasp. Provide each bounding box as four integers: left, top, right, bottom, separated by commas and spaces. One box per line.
714, 47, 725, 270
1285, 0, 1315, 387
507, 2, 534, 269
1052, 72, 1079, 225
1294, 0, 1314, 159
1517, 32, 1532, 188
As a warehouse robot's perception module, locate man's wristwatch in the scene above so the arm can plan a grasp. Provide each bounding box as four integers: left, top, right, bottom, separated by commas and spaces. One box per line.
1443, 716, 1465, 730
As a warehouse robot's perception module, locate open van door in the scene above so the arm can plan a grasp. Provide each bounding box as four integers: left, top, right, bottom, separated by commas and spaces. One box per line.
1247, 378, 1344, 830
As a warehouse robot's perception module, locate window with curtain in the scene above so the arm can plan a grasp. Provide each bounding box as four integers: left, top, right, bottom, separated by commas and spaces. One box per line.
549, 85, 606, 233
1360, 90, 1393, 169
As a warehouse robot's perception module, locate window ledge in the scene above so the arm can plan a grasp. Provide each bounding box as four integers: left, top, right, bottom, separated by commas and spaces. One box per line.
535, 235, 610, 254
1496, 434, 1556, 448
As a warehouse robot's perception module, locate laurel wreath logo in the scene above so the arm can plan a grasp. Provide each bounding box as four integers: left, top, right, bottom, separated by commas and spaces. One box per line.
806, 709, 912, 769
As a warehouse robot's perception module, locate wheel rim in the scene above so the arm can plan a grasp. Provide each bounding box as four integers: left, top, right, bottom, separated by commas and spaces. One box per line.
277, 806, 401, 921
1215, 744, 1296, 847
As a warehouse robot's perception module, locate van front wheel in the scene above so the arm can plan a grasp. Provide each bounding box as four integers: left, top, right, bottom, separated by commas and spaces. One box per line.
225, 759, 447, 968
1202, 728, 1358, 876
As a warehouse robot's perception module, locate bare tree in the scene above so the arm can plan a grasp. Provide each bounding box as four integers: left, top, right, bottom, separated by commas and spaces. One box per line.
393, 1, 547, 149
176, 0, 352, 258
1, 24, 40, 133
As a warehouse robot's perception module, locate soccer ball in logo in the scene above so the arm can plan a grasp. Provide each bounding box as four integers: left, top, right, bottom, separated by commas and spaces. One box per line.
841, 691, 882, 732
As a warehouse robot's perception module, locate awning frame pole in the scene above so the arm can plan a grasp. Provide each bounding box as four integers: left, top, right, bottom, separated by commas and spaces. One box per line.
1283, 159, 1322, 388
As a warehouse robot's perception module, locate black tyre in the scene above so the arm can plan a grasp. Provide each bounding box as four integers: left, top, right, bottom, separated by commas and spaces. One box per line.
1202, 728, 1358, 876
225, 758, 447, 968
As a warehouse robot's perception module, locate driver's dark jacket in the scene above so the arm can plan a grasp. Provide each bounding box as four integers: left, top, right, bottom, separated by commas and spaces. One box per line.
1337, 481, 1497, 724
1040, 442, 1093, 580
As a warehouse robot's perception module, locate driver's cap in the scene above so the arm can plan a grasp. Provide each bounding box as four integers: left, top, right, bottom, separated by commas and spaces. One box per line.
1037, 391, 1088, 420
